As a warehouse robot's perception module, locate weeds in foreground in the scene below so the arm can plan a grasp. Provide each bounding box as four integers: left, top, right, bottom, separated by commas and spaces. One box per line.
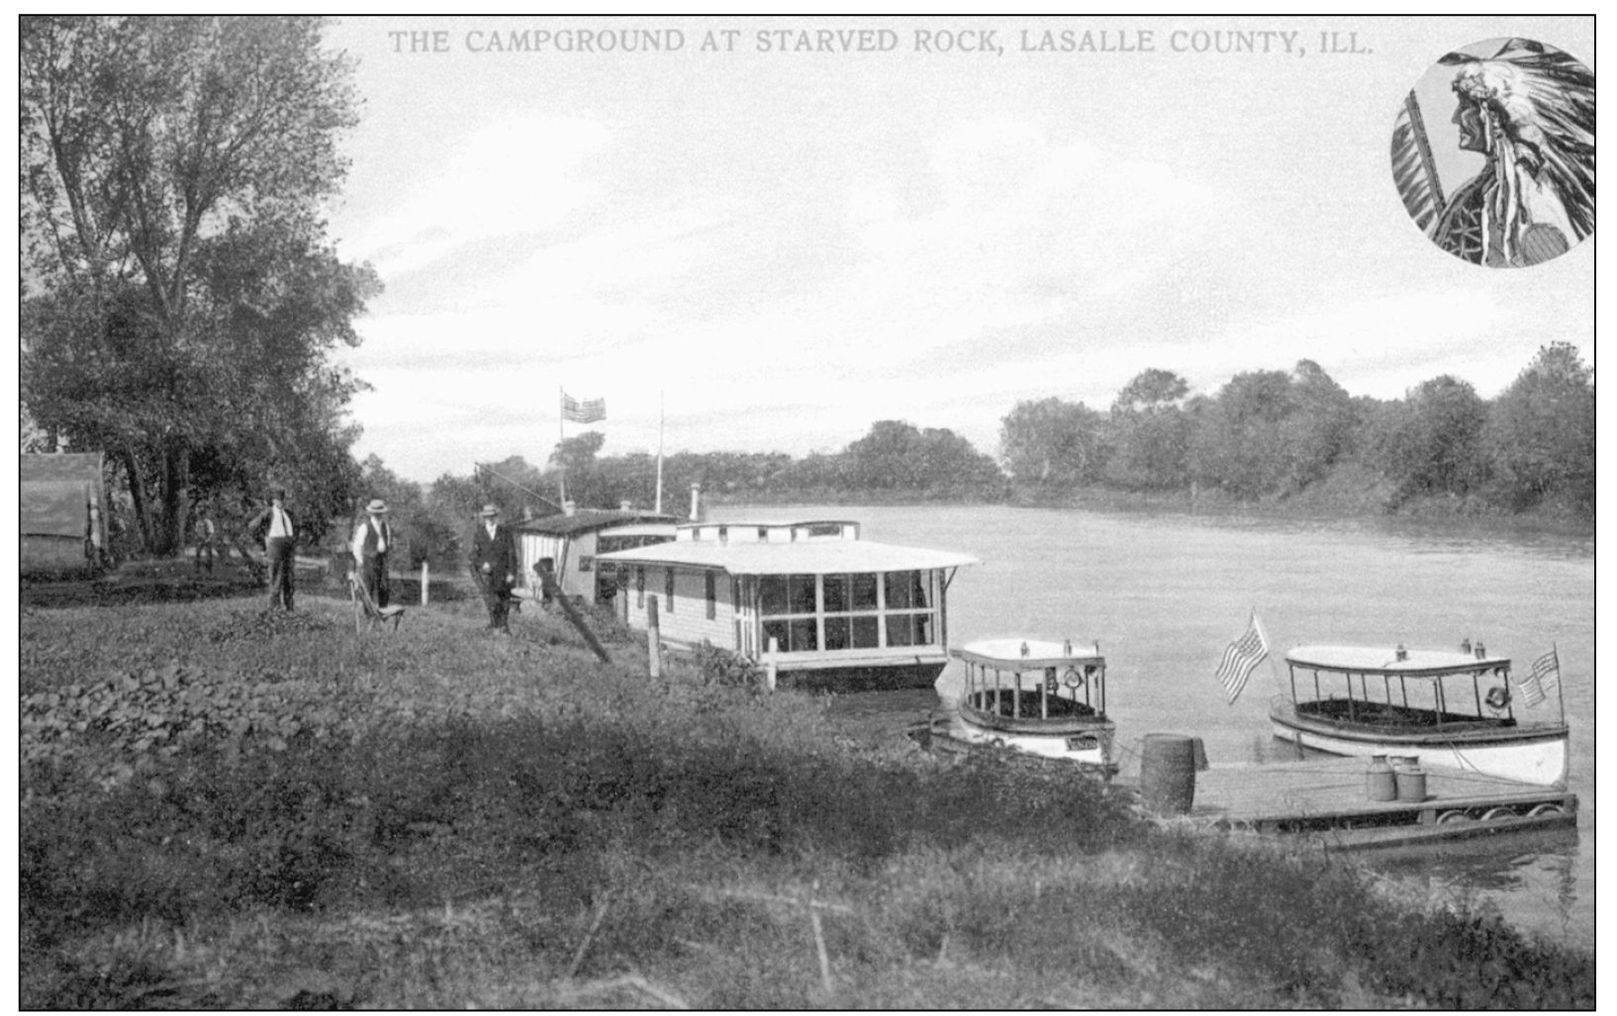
19, 597, 1595, 1009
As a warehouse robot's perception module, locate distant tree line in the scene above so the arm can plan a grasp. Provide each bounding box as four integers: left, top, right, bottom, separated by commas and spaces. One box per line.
1000, 344, 1593, 516
348, 420, 1009, 571
344, 343, 1592, 575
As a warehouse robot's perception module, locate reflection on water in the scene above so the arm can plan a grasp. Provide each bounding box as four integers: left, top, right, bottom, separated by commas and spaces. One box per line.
725, 503, 1593, 951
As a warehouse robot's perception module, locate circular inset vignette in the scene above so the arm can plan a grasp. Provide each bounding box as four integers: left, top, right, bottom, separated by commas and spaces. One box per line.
1391, 37, 1593, 268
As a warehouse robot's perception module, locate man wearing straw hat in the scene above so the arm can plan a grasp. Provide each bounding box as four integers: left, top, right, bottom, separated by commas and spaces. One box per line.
469, 503, 517, 632
351, 498, 396, 609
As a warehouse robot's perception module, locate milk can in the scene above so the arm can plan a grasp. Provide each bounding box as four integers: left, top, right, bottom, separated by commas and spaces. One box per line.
1365, 753, 1397, 801
1396, 766, 1428, 802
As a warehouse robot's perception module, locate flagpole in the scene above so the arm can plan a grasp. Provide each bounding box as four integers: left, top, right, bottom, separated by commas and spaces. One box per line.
1554, 643, 1566, 726
654, 390, 665, 515
558, 386, 567, 505
1251, 608, 1283, 694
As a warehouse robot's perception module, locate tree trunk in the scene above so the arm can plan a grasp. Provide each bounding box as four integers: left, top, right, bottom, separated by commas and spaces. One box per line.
120, 446, 154, 554
156, 441, 190, 557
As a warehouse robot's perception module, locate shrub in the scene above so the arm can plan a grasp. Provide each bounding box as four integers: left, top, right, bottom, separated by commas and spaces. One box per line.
690, 640, 762, 687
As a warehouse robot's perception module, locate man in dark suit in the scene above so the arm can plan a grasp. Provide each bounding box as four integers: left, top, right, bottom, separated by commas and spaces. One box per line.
350, 498, 395, 608
247, 488, 297, 610
469, 503, 518, 632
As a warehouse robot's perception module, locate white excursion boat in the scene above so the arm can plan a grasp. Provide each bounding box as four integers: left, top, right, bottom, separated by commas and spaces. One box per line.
595, 518, 978, 692
1270, 643, 1569, 786
939, 638, 1117, 777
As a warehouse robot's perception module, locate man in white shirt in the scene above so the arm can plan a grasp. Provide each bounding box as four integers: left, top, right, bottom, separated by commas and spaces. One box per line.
248, 489, 297, 610
351, 499, 395, 608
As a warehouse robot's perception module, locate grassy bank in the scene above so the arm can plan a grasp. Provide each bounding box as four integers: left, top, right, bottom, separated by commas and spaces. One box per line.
20, 589, 1594, 1008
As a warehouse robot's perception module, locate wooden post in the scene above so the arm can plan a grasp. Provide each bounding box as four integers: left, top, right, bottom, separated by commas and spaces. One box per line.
640, 595, 659, 676
541, 569, 612, 664
765, 636, 778, 691
643, 592, 662, 679
420, 561, 430, 606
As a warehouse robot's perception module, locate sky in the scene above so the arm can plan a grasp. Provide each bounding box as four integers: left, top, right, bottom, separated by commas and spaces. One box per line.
318, 14, 1595, 482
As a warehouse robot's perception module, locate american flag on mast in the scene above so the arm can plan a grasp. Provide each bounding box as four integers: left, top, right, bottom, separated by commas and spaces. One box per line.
1215, 612, 1269, 705
1515, 648, 1560, 708
562, 392, 606, 424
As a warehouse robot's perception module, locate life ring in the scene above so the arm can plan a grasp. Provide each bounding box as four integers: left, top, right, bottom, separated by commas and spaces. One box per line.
1062, 666, 1083, 688
1485, 686, 1511, 710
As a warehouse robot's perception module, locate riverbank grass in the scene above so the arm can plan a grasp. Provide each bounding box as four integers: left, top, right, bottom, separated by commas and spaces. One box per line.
20, 593, 1594, 1008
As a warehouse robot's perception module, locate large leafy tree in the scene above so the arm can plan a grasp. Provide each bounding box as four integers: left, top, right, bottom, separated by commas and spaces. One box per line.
1189, 370, 1297, 499
999, 397, 1108, 485
21, 16, 376, 554
1278, 360, 1356, 492
1484, 343, 1594, 513
1106, 369, 1190, 490
843, 420, 1004, 496
1379, 375, 1489, 501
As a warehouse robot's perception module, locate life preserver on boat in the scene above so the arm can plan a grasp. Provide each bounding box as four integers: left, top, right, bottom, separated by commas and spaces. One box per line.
1062, 666, 1083, 688
1485, 686, 1511, 710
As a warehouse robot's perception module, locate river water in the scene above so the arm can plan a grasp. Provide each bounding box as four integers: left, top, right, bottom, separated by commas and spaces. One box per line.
709, 502, 1594, 950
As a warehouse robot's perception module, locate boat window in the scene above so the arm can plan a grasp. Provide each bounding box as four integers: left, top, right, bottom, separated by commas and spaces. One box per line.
885, 613, 934, 647
788, 574, 816, 614
636, 566, 645, 608
851, 615, 879, 648
851, 573, 878, 610
705, 571, 717, 619
665, 568, 675, 612
760, 575, 789, 614
823, 573, 848, 613
884, 571, 928, 609
790, 617, 817, 651
757, 571, 935, 653
762, 617, 818, 653
824, 616, 850, 651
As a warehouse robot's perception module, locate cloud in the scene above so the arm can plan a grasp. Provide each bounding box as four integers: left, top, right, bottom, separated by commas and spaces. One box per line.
349, 115, 612, 279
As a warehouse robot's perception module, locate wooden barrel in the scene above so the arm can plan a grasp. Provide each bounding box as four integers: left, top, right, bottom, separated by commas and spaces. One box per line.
1140, 734, 1197, 814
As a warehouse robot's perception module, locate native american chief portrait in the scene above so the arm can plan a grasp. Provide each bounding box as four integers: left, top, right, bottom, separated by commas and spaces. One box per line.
1392, 38, 1594, 268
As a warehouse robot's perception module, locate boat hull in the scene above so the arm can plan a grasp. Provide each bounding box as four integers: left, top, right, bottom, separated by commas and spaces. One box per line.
952, 709, 1116, 771
1270, 708, 1569, 786
775, 660, 946, 693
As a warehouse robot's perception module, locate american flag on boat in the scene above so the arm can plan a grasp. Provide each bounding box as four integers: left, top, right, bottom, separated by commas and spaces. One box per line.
1215, 613, 1269, 705
562, 393, 606, 424
1516, 648, 1560, 708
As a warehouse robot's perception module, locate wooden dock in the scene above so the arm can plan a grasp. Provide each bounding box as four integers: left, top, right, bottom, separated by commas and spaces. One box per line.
1160, 757, 1578, 850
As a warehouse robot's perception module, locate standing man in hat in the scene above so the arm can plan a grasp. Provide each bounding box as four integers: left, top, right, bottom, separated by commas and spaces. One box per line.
351, 499, 395, 608
469, 504, 518, 632
248, 489, 297, 610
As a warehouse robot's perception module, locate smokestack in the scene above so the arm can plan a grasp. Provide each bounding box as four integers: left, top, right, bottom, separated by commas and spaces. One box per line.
563, 500, 577, 517
689, 483, 702, 521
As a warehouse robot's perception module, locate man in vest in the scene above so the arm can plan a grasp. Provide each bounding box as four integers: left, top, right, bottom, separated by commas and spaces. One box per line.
469, 503, 518, 632
248, 489, 297, 610
351, 498, 395, 609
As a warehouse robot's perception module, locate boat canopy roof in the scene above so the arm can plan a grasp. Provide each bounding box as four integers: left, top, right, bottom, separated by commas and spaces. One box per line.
1286, 644, 1510, 677
954, 638, 1104, 669
517, 510, 677, 536
594, 539, 978, 576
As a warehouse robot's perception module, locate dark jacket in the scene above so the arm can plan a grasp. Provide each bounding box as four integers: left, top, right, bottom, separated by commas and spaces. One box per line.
470, 521, 518, 591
